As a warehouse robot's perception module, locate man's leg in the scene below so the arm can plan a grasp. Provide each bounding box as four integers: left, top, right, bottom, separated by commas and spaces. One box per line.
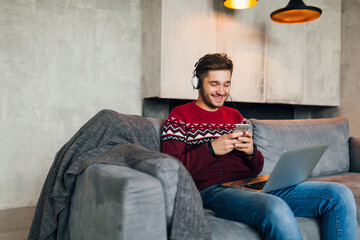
200, 185, 303, 240
271, 181, 357, 240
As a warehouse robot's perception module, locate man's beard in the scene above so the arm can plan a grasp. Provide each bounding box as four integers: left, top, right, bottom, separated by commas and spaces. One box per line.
199, 87, 228, 109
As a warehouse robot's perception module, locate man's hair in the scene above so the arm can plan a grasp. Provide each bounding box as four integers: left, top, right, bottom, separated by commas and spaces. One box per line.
194, 53, 233, 84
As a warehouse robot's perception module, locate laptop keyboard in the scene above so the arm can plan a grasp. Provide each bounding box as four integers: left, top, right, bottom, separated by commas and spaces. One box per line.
245, 181, 267, 190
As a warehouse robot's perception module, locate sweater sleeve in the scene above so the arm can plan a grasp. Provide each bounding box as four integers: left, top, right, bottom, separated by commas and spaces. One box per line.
232, 146, 264, 175
161, 112, 216, 175
246, 149, 264, 175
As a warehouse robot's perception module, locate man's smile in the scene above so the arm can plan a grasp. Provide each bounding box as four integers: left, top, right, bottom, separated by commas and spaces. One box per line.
212, 94, 226, 103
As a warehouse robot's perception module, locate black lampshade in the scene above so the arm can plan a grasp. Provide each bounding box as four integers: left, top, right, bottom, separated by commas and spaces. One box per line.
271, 0, 322, 24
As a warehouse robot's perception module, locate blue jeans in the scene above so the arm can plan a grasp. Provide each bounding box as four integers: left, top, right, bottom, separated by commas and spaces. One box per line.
200, 181, 357, 240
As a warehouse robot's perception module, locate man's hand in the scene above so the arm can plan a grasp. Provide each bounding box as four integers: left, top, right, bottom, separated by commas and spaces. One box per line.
234, 131, 254, 156
211, 131, 253, 156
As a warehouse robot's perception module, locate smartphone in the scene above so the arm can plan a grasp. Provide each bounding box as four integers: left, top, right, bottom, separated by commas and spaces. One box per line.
234, 123, 251, 134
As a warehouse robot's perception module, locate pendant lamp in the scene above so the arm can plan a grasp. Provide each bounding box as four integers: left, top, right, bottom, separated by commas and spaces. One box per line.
270, 0, 322, 24
224, 0, 258, 9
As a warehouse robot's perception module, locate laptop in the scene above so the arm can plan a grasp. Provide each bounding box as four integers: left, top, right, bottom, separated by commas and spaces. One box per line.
222, 143, 329, 193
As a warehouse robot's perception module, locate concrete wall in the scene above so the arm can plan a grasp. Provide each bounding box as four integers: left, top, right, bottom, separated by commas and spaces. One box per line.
340, 0, 360, 136
0, 0, 142, 210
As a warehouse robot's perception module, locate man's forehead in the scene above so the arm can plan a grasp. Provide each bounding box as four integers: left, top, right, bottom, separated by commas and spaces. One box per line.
208, 80, 231, 83
206, 69, 231, 74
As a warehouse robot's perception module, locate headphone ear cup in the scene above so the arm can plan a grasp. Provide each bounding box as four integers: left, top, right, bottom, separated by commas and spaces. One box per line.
191, 76, 200, 89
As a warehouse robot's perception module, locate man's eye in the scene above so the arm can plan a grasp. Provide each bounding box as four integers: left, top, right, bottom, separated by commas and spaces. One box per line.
210, 83, 217, 86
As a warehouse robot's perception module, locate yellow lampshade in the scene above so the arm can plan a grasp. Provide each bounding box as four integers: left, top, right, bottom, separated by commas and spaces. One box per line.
224, 0, 258, 9
271, 0, 322, 24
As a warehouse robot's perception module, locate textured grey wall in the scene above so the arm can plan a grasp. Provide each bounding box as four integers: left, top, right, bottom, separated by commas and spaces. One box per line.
340, 0, 360, 136
0, 0, 142, 209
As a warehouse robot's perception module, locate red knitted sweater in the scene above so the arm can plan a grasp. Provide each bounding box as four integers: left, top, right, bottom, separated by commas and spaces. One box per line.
161, 101, 264, 191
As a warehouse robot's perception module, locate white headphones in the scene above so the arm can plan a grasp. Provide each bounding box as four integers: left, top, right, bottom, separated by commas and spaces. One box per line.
191, 61, 201, 89
191, 74, 200, 89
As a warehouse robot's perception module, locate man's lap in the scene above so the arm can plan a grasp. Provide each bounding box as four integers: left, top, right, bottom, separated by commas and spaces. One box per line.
200, 181, 347, 223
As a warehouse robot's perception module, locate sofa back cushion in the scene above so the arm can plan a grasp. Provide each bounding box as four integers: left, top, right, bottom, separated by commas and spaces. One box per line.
146, 118, 166, 152
250, 118, 350, 177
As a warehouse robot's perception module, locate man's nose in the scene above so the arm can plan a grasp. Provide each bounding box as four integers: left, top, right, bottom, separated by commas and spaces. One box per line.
217, 86, 226, 95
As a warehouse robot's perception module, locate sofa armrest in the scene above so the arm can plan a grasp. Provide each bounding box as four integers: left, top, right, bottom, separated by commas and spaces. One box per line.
69, 164, 167, 240
349, 137, 360, 173
134, 155, 179, 229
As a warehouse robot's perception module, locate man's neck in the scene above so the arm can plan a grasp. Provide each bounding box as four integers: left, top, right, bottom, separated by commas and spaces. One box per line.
195, 99, 219, 112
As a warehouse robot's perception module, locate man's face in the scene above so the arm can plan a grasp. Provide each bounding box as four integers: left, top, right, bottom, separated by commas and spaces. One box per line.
197, 70, 231, 111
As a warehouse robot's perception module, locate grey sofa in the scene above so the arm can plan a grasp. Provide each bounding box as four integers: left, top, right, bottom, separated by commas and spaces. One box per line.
69, 116, 360, 239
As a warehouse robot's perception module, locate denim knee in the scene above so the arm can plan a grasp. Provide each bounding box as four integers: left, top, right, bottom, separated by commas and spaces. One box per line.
315, 182, 357, 240
258, 195, 302, 239
319, 182, 356, 211
260, 195, 296, 224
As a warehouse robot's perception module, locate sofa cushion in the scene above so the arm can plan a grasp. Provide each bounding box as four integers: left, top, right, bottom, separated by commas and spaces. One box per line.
250, 118, 349, 177
206, 210, 321, 240
146, 117, 166, 151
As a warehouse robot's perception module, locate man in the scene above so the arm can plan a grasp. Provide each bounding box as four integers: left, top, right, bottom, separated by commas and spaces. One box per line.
161, 53, 357, 239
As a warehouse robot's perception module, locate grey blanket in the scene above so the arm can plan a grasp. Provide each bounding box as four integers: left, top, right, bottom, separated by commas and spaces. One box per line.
28, 109, 211, 240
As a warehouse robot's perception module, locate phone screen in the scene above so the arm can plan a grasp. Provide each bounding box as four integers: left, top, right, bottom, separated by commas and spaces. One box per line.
234, 124, 251, 133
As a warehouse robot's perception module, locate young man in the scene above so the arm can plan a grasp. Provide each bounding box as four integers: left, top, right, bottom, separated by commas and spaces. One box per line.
161, 53, 357, 239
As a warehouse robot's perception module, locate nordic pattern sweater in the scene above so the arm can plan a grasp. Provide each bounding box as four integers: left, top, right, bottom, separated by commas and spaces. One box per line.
161, 101, 264, 191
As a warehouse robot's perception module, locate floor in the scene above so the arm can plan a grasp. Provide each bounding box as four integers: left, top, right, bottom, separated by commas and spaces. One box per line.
0, 207, 36, 240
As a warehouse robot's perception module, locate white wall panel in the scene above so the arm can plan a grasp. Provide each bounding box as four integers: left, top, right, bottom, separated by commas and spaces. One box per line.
264, 22, 307, 104
160, 0, 218, 100
217, 4, 266, 103
304, 0, 341, 106
143, 0, 341, 107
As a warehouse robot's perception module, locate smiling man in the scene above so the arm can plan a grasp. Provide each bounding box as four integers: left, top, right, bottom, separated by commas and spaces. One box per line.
161, 53, 263, 191
161, 53, 357, 239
